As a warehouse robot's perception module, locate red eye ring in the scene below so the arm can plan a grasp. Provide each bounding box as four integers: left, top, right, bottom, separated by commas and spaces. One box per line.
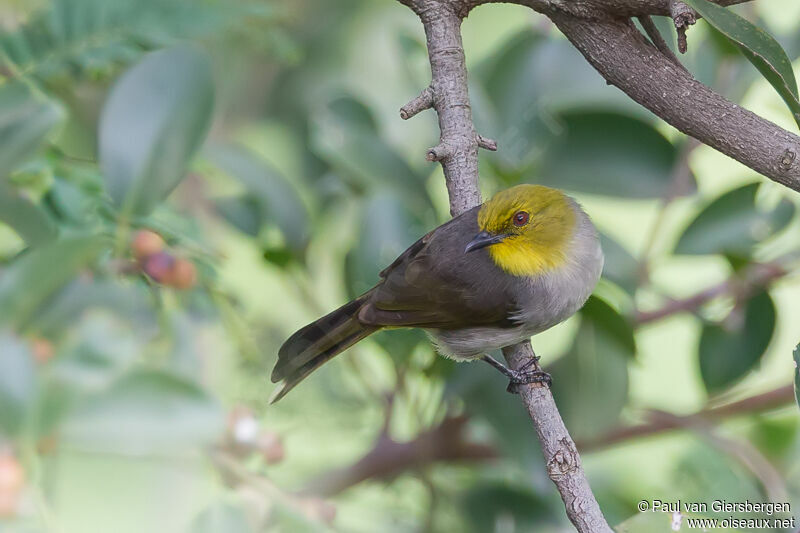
513, 211, 529, 227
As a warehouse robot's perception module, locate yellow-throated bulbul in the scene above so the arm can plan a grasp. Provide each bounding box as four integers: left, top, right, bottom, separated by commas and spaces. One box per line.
271, 184, 603, 402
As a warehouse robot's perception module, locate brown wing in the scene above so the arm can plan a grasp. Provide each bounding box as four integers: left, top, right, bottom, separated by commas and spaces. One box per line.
358, 206, 517, 330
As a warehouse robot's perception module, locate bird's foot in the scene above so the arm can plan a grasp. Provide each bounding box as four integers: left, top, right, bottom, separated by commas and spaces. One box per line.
481, 354, 551, 394
505, 368, 552, 394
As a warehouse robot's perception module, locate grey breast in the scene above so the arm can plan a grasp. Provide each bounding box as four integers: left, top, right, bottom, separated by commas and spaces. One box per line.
511, 199, 604, 333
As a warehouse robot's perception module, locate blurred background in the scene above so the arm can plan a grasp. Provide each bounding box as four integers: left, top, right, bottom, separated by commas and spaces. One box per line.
0, 0, 799, 531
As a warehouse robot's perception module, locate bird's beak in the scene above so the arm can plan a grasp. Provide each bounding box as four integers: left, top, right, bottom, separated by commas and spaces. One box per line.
465, 230, 507, 253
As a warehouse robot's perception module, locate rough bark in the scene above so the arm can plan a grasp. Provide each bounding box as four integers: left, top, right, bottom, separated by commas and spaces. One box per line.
502, 343, 613, 532
400, 2, 484, 216
497, 0, 753, 18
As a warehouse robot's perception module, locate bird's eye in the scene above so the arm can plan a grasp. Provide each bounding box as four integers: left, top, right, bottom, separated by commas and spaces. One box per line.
512, 211, 529, 227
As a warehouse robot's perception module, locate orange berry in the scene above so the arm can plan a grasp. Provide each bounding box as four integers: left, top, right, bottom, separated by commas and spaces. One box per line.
257, 432, 285, 465
143, 251, 175, 284
169, 258, 197, 290
132, 230, 165, 260
0, 453, 24, 493
30, 338, 55, 364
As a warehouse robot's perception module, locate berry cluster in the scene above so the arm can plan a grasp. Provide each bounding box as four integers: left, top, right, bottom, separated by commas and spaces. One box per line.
132, 230, 197, 289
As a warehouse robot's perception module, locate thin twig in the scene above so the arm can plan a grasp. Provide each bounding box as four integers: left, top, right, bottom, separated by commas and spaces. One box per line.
400, 86, 435, 120
578, 384, 795, 450
210, 449, 336, 525
637, 15, 686, 70
691, 424, 788, 503
670, 0, 697, 53
635, 260, 789, 325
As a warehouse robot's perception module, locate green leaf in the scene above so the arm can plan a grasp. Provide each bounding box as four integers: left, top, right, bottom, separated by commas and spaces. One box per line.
475, 32, 648, 176
537, 112, 693, 198
345, 191, 425, 297
263, 247, 295, 268
31, 279, 156, 337
214, 195, 261, 237
99, 45, 214, 216
311, 95, 432, 211
0, 332, 37, 437
550, 296, 633, 439
50, 314, 143, 391
60, 369, 224, 454
0, 235, 108, 329
0, 82, 64, 177
209, 146, 308, 249
460, 483, 556, 532
326, 95, 378, 133
699, 291, 775, 393
674, 183, 794, 256
599, 232, 640, 295
674, 443, 763, 516
0, 180, 57, 245
684, 0, 800, 129
792, 344, 799, 411
0, 0, 269, 83
45, 176, 100, 226
446, 361, 540, 466
32, 314, 147, 436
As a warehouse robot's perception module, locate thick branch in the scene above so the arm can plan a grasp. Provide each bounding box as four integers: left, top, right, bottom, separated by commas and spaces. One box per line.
504, 0, 753, 18
398, 1, 612, 531
550, 15, 800, 192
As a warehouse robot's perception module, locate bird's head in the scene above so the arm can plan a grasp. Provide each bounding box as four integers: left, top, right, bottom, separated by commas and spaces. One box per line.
466, 184, 577, 277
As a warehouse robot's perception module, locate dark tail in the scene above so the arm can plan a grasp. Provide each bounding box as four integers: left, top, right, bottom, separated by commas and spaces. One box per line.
270, 294, 377, 403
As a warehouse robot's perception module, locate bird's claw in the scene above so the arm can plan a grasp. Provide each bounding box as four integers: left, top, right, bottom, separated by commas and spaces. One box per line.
481, 354, 551, 394
506, 368, 552, 394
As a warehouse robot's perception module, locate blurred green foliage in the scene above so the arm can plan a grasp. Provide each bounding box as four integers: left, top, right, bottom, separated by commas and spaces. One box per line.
0, 0, 798, 532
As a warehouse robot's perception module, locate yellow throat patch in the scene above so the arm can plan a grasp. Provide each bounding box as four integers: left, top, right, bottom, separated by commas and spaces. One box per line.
477, 185, 576, 277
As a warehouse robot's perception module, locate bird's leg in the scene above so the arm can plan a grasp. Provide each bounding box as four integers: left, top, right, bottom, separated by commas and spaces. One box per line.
481, 354, 552, 394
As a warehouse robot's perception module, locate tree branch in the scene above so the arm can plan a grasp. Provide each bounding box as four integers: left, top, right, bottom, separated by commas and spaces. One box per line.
302, 415, 496, 497
502, 344, 614, 532
397, 2, 613, 531
549, 14, 800, 192
635, 260, 789, 325
504, 0, 753, 18
397, 1, 616, 531
300, 384, 793, 501
690, 422, 787, 503
577, 384, 795, 450
637, 15, 685, 68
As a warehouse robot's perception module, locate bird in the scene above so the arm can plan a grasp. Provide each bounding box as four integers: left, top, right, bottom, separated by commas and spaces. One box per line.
270, 184, 604, 403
